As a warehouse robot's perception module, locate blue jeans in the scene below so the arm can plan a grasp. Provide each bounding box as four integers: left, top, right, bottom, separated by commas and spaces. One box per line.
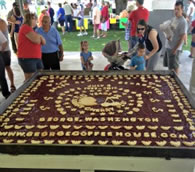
65, 15, 73, 32
131, 36, 138, 49
131, 36, 138, 57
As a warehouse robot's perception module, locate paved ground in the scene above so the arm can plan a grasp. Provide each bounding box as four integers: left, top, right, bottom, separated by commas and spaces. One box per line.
0, 50, 193, 103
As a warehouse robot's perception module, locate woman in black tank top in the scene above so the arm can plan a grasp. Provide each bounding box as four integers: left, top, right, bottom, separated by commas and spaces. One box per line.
136, 19, 162, 71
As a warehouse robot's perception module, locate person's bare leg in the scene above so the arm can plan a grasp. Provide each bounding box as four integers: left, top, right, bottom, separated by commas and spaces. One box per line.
61, 26, 65, 35
97, 29, 100, 38
14, 33, 18, 49
5, 66, 15, 87
24, 73, 33, 82
103, 31, 107, 37
101, 30, 104, 37
93, 25, 96, 36
175, 68, 179, 75
100, 28, 104, 37
84, 26, 87, 33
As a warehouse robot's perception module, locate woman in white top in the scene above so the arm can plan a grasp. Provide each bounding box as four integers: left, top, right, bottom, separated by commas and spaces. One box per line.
0, 30, 11, 98
0, 18, 16, 92
71, 3, 79, 18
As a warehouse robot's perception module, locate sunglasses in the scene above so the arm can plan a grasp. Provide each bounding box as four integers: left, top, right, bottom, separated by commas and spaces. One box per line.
137, 28, 145, 31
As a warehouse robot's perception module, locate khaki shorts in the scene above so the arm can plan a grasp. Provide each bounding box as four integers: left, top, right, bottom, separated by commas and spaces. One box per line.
163, 48, 180, 70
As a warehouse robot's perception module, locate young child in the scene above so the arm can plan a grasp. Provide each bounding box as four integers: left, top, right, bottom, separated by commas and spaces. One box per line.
80, 41, 93, 71
130, 43, 145, 71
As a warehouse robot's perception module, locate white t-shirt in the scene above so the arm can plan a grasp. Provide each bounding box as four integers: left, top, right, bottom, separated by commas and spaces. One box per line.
168, 16, 187, 51
0, 30, 7, 51
73, 8, 79, 17
187, 2, 195, 17
64, 4, 72, 16
77, 4, 84, 18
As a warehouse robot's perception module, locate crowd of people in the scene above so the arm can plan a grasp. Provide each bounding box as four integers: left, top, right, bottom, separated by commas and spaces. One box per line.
0, 0, 195, 101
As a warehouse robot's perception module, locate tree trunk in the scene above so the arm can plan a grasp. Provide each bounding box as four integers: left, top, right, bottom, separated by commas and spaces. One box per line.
115, 0, 128, 15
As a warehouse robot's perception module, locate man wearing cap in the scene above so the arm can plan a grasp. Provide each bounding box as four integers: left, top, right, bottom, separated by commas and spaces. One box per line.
7, 2, 18, 53
128, 0, 149, 48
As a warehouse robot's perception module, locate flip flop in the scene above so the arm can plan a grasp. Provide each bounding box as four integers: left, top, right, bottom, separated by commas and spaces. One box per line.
10, 85, 16, 93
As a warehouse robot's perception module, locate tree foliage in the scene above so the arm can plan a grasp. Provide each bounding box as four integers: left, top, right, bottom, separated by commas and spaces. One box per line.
115, 0, 128, 14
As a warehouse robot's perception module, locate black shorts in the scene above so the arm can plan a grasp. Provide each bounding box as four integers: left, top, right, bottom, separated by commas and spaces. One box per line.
59, 20, 65, 26
0, 51, 11, 66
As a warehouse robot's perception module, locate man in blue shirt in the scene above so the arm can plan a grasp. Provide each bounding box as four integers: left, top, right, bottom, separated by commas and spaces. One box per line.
36, 15, 64, 70
130, 43, 145, 71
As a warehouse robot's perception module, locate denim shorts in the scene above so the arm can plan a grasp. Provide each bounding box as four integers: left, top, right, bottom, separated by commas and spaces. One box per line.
78, 18, 84, 27
59, 20, 65, 26
18, 58, 43, 73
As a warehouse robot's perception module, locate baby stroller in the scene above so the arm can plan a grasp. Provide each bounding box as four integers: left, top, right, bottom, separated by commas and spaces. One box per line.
102, 40, 138, 71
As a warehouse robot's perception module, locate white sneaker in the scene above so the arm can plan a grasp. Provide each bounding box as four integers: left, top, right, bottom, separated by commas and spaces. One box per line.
91, 35, 95, 38
83, 32, 88, 35
96, 36, 100, 39
77, 33, 83, 36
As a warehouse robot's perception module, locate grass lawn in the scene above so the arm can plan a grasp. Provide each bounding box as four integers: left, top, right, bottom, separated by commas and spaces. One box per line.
60, 27, 128, 52
60, 27, 191, 52
183, 34, 192, 51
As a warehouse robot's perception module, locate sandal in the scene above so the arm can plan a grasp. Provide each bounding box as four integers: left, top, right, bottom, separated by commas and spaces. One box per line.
10, 85, 16, 93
